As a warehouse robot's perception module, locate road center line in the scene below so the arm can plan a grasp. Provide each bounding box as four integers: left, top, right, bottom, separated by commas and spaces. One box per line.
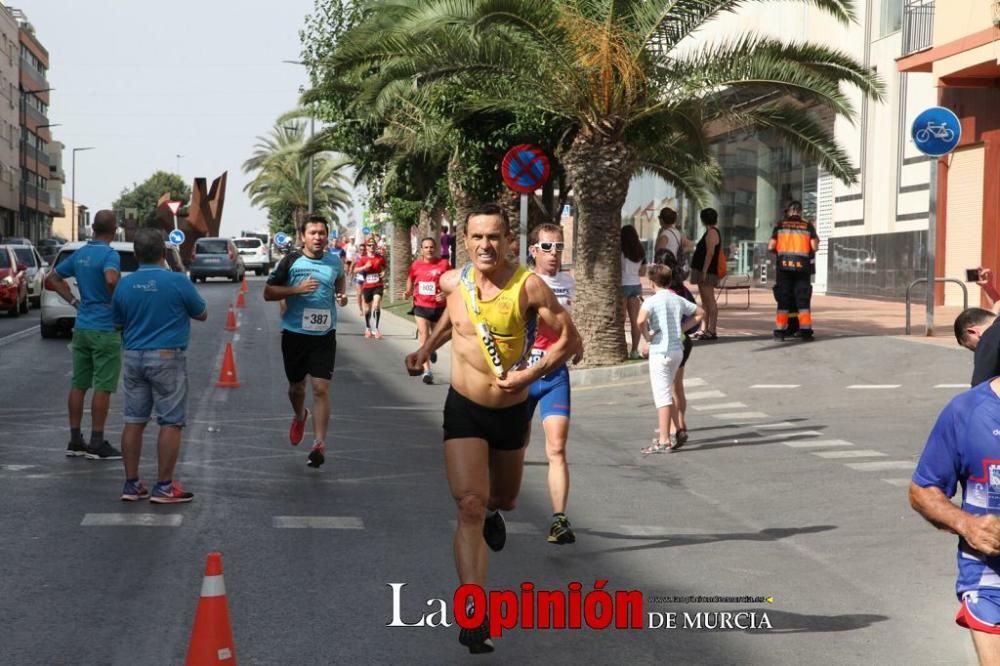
783, 439, 852, 448
691, 402, 747, 412
812, 449, 888, 459
272, 516, 364, 529
749, 384, 801, 389
81, 513, 183, 527
846, 384, 901, 390
844, 461, 916, 472
712, 412, 770, 420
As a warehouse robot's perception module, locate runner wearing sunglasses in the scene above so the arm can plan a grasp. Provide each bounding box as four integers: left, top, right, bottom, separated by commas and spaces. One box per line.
526, 224, 584, 545
404, 236, 450, 384
404, 203, 581, 654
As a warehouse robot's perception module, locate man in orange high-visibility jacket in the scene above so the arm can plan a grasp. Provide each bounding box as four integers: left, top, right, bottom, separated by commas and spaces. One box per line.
768, 201, 819, 341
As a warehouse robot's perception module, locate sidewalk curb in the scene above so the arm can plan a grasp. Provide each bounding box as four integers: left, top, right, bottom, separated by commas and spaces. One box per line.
570, 361, 647, 387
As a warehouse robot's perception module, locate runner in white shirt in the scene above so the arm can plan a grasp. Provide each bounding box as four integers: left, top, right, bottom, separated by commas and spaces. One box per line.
526, 223, 584, 544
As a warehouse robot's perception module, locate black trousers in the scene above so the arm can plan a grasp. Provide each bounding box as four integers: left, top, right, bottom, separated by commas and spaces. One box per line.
774, 271, 813, 330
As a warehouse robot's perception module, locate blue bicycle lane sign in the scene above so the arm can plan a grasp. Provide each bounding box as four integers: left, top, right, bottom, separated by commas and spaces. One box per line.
911, 106, 961, 157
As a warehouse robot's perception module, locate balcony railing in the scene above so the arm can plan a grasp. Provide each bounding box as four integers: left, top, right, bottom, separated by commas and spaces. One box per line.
903, 0, 935, 55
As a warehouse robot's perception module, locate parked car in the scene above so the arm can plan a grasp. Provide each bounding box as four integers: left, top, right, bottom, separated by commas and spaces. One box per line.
189, 237, 245, 283
40, 241, 185, 338
233, 237, 271, 275
10, 244, 46, 306
36, 238, 66, 264
0, 244, 29, 316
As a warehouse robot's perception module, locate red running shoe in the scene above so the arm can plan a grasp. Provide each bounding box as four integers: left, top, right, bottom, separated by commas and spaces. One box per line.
289, 408, 310, 446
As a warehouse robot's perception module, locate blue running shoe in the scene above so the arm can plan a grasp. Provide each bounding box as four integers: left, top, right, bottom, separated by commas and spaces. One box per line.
121, 480, 150, 502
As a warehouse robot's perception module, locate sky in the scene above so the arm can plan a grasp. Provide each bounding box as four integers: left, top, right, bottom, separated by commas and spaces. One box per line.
17, 0, 350, 237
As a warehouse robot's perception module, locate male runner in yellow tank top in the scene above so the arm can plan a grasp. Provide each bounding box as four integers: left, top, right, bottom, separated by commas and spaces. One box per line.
406, 203, 580, 654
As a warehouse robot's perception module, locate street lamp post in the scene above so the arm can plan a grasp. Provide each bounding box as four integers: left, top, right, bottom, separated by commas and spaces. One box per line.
71, 147, 95, 242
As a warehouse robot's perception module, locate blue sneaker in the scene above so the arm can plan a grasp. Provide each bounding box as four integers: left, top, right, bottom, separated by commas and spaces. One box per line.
121, 479, 150, 502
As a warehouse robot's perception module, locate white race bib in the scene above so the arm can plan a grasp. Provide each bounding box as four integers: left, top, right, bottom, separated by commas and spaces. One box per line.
417, 281, 436, 296
302, 308, 331, 332
365, 273, 380, 284
527, 348, 545, 368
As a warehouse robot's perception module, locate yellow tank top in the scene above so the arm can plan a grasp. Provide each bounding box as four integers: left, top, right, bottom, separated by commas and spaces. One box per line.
459, 263, 535, 375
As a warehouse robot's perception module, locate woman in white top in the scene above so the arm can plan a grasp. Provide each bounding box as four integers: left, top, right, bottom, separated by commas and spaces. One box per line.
620, 224, 647, 359
653, 207, 693, 268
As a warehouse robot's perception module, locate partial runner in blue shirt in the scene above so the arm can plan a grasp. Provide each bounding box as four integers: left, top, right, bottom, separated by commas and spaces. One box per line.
912, 378, 1000, 648
264, 215, 348, 470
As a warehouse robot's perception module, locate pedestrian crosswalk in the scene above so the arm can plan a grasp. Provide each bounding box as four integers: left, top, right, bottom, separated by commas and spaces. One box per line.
679, 377, 917, 489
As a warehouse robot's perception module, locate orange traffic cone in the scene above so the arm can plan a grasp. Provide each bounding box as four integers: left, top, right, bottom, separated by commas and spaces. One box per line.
235, 291, 247, 309
186, 552, 237, 665
216, 343, 240, 388
224, 306, 238, 332
240, 276, 248, 293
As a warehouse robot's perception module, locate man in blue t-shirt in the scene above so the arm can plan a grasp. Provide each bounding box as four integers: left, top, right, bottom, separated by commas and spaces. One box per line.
46, 210, 123, 460
112, 228, 207, 504
912, 378, 1000, 662
264, 214, 347, 469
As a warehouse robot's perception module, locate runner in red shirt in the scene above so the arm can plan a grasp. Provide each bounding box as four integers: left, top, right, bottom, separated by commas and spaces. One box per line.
404, 237, 451, 384
353, 240, 387, 338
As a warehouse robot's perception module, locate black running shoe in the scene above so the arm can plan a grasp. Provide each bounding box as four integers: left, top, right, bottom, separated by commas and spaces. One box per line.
459, 615, 494, 654
483, 511, 506, 552
85, 441, 122, 460
65, 438, 87, 457
430, 350, 438, 364
307, 443, 326, 468
547, 514, 576, 545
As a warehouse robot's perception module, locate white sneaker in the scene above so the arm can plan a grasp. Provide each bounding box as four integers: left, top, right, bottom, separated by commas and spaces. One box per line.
422, 371, 434, 385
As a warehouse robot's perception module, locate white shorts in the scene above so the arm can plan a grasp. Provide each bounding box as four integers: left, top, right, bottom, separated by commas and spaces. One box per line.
648, 351, 682, 409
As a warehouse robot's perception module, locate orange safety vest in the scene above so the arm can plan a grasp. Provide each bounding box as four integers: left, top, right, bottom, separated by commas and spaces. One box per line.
774, 219, 815, 272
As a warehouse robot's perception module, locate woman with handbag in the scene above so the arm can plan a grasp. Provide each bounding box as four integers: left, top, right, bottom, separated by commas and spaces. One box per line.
689, 208, 722, 340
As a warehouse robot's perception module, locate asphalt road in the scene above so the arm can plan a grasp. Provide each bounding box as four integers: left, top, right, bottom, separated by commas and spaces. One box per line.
0, 277, 981, 664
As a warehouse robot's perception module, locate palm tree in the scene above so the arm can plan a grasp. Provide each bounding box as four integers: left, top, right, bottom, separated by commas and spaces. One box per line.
325, 0, 883, 365
242, 123, 352, 234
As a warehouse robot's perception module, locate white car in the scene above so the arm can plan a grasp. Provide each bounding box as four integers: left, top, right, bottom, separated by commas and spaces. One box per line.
41, 241, 185, 339
10, 244, 46, 306
233, 237, 271, 275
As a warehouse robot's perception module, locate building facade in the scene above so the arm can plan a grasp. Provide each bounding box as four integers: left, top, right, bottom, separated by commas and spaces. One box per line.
46, 137, 63, 221
0, 4, 18, 239
11, 7, 52, 243
898, 0, 1000, 307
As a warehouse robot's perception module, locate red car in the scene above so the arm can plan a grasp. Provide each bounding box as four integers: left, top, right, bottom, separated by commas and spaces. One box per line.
0, 244, 29, 316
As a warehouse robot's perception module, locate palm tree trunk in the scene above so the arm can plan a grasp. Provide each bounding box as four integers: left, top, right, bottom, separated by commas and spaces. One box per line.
448, 155, 476, 267
561, 132, 635, 367
390, 219, 411, 303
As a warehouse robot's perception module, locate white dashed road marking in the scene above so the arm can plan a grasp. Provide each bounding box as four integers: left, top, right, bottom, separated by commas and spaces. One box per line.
844, 461, 916, 472
272, 516, 365, 529
882, 479, 912, 487
685, 390, 727, 401
783, 439, 853, 448
683, 378, 707, 387
755, 421, 800, 429
81, 513, 183, 527
846, 384, 901, 390
450, 520, 540, 535
713, 412, 770, 420
934, 384, 967, 389
812, 449, 888, 459
691, 402, 747, 412
750, 384, 801, 389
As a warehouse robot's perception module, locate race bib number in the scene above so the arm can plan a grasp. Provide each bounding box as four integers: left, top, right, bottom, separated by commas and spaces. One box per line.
417, 281, 436, 296
302, 308, 331, 332
527, 348, 545, 368
365, 273, 380, 284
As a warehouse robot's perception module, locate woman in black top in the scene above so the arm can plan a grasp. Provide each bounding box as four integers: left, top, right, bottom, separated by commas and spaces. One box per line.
690, 208, 721, 339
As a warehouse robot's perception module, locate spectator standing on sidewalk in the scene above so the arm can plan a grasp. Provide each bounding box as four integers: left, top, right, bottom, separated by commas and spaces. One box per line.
621, 224, 647, 359
112, 228, 207, 503
653, 207, 692, 275
689, 208, 722, 340
769, 201, 819, 341
637, 264, 703, 454
440, 224, 453, 267
46, 210, 123, 461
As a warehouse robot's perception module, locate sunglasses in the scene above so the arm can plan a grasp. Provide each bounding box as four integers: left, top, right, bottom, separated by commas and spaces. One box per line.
534, 241, 565, 253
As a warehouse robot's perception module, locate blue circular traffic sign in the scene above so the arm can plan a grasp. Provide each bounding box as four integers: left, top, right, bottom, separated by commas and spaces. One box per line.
274, 232, 289, 247
362, 226, 371, 236
912, 106, 961, 157
502, 144, 550, 194
168, 229, 185, 245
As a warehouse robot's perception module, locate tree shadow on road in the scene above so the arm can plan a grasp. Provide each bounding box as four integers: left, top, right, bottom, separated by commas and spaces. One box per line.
679, 428, 829, 452
585, 525, 837, 555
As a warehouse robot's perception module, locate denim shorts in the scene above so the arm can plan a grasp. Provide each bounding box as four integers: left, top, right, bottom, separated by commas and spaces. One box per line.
122, 349, 189, 427
621, 284, 643, 299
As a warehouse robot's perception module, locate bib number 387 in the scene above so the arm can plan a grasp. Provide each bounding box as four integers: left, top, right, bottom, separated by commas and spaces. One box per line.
302, 308, 331, 332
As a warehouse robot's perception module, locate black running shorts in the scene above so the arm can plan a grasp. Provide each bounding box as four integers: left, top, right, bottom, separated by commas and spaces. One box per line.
443, 387, 530, 451
413, 305, 446, 323
680, 334, 693, 368
363, 285, 384, 303
281, 330, 336, 383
